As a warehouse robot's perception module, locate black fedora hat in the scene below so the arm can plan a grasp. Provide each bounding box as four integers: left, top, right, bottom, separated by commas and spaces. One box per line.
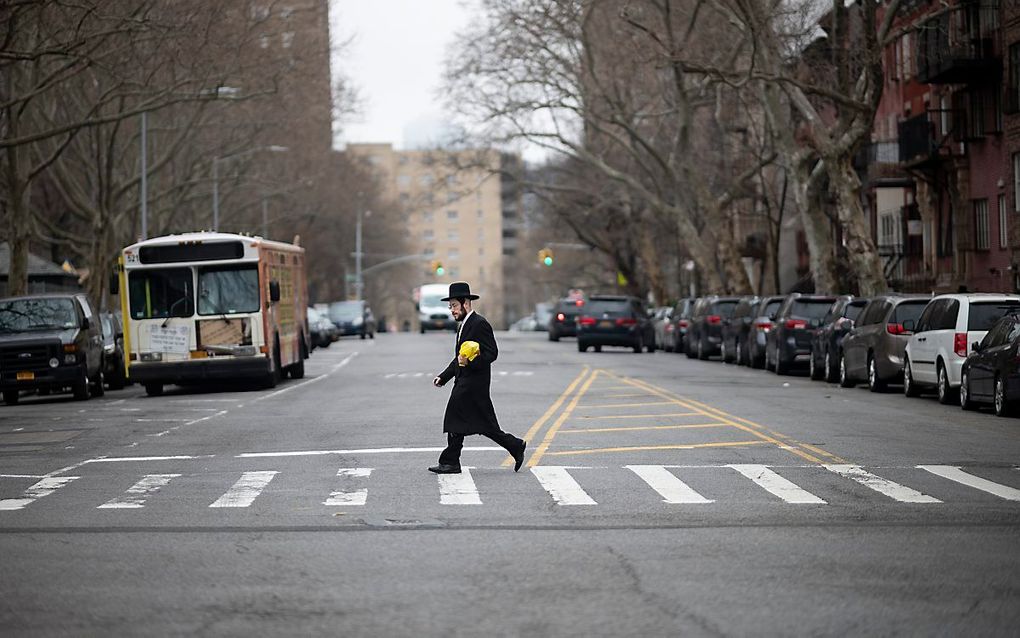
441, 281, 480, 301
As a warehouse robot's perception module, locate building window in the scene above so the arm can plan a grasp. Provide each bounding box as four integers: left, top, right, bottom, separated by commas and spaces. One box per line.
478, 247, 484, 256
975, 199, 990, 251
477, 209, 484, 219
1000, 194, 1009, 249
423, 229, 433, 241
1014, 153, 1020, 213
447, 230, 459, 241
477, 228, 484, 239
449, 248, 459, 259
1010, 44, 1020, 112
397, 174, 411, 187
424, 245, 435, 256
969, 90, 986, 138
447, 210, 458, 220
446, 192, 457, 204
423, 211, 434, 222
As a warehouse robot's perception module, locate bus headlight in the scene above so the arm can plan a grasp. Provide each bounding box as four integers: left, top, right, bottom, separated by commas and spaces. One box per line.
140, 352, 163, 362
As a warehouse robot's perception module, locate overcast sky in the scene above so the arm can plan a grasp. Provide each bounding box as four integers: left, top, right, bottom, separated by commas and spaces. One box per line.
328, 0, 473, 151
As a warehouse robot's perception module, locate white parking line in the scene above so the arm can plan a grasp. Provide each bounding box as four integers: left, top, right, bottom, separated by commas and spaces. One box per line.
323, 467, 374, 506
237, 446, 502, 458
0, 476, 79, 511
625, 465, 713, 504
209, 471, 279, 508
728, 464, 827, 504
918, 465, 1020, 501
530, 466, 596, 505
97, 474, 180, 509
825, 465, 941, 503
438, 467, 482, 505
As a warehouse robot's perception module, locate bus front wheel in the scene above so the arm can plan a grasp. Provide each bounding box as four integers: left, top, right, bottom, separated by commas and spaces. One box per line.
144, 383, 163, 397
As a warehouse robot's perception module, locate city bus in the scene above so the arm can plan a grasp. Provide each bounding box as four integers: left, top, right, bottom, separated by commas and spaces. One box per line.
116, 232, 309, 395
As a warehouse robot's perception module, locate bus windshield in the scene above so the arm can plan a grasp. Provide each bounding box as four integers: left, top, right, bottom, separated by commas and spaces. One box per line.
129, 268, 194, 319
198, 265, 259, 315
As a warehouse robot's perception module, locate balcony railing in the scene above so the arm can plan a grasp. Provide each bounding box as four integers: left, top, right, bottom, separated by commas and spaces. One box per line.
916, 3, 1002, 85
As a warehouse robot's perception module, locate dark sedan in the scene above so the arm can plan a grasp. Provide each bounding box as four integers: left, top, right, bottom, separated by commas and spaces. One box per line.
766, 294, 836, 375
809, 296, 867, 382
669, 298, 695, 354
577, 295, 655, 353
687, 296, 741, 360
960, 313, 1020, 416
548, 297, 584, 341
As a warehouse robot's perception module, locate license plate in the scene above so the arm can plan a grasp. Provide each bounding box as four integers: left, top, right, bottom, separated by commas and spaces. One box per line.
599, 320, 613, 329
16, 371, 35, 381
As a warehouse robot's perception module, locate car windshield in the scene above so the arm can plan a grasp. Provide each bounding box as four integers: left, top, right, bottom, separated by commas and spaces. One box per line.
198, 265, 259, 315
761, 300, 782, 317
587, 300, 630, 316
892, 301, 928, 324
129, 268, 194, 319
330, 302, 363, 320
968, 301, 1020, 331
790, 299, 835, 320
0, 298, 78, 333
421, 293, 444, 308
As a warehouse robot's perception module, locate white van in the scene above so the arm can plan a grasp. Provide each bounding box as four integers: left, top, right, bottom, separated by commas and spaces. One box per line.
417, 283, 456, 333
904, 293, 1020, 403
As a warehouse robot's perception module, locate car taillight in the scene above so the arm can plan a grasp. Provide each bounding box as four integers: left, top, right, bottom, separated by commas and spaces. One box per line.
954, 332, 968, 357
579, 317, 596, 326
556, 313, 565, 321
785, 319, 807, 330
678, 319, 689, 328
886, 323, 906, 335
575, 300, 584, 307
754, 319, 773, 328
616, 317, 637, 327
666, 324, 674, 332
706, 315, 721, 325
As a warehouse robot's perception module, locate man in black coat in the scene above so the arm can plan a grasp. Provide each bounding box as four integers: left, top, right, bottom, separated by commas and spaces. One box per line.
430, 281, 527, 474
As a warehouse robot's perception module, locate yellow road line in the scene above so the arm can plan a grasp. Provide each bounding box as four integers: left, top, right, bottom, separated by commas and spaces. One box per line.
577, 412, 703, 419
617, 376, 828, 465
546, 441, 767, 456
527, 370, 599, 467
501, 366, 591, 468
558, 423, 730, 434
576, 401, 674, 409
798, 443, 847, 462
603, 393, 647, 399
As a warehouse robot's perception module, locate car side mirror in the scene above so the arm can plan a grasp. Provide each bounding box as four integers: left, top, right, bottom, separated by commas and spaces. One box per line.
269, 281, 281, 303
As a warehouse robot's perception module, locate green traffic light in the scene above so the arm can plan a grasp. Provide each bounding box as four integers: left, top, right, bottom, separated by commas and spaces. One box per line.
436, 267, 445, 275
543, 256, 553, 266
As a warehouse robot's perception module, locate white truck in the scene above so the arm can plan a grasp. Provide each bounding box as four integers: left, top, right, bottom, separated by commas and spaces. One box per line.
416, 283, 456, 333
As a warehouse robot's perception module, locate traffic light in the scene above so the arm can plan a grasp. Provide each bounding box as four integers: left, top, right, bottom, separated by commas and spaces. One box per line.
538, 248, 553, 267
430, 260, 445, 276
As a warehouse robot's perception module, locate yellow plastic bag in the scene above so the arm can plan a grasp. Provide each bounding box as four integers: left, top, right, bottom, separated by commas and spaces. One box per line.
459, 340, 480, 365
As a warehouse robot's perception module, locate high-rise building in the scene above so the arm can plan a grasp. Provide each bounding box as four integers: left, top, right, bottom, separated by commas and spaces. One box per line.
344, 143, 519, 328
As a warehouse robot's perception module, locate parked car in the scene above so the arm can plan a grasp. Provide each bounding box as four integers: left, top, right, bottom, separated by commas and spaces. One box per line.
651, 306, 674, 351
100, 311, 127, 390
668, 297, 695, 354
904, 293, 1020, 404
576, 295, 655, 353
720, 296, 759, 364
765, 294, 837, 374
960, 313, 1020, 416
686, 296, 741, 360
0, 293, 106, 404
809, 296, 868, 382
838, 295, 929, 391
548, 297, 584, 341
328, 300, 375, 339
743, 295, 786, 369
307, 306, 336, 349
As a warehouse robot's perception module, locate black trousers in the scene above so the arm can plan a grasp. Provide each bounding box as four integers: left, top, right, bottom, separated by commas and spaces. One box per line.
439, 430, 523, 467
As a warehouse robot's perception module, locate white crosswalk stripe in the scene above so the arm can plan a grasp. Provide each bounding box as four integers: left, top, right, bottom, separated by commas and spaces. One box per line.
728, 464, 827, 504
0, 476, 79, 511
438, 467, 482, 505
625, 465, 713, 503
323, 468, 373, 506
530, 466, 597, 505
917, 465, 1020, 501
824, 465, 941, 503
97, 474, 180, 509
209, 471, 278, 508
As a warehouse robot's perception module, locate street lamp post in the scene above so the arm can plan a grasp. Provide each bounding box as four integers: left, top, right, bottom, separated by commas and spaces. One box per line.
211, 145, 288, 231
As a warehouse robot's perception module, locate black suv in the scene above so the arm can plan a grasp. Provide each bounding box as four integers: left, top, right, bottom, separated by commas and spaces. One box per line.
0, 294, 106, 404
765, 293, 837, 375
686, 296, 741, 360
809, 296, 867, 382
548, 297, 584, 341
576, 295, 654, 353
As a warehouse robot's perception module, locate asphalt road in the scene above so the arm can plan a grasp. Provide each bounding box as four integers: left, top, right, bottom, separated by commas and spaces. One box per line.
2, 330, 1019, 635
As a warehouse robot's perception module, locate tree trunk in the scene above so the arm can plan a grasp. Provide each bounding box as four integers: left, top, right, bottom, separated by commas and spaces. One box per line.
4, 145, 32, 297
830, 156, 888, 295
792, 160, 840, 294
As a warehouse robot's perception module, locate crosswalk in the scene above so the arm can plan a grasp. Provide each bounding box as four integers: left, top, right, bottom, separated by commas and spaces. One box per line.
2, 464, 1018, 513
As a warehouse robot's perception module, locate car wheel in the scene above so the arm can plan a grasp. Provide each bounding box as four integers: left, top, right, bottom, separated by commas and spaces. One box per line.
360, 332, 366, 340
824, 351, 837, 383
809, 351, 823, 381
633, 335, 642, 354
903, 357, 921, 397
594, 345, 602, 353
144, 382, 163, 397
549, 331, 559, 342
577, 341, 587, 353
867, 355, 886, 393
91, 368, 105, 398
838, 352, 854, 388
2, 390, 18, 406
697, 338, 708, 360
994, 376, 1014, 417
775, 349, 788, 376
936, 362, 956, 405
72, 368, 90, 401
685, 338, 696, 359
960, 370, 977, 411
735, 340, 743, 366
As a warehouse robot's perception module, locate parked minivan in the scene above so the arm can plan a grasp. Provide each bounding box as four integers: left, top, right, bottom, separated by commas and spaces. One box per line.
904, 293, 1020, 404
839, 295, 929, 391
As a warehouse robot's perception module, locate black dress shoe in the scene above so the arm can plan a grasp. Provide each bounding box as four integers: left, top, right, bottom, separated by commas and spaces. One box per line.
512, 441, 527, 472
428, 464, 461, 474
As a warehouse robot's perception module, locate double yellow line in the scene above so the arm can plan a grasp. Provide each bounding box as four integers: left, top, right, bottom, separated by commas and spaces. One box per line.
501, 366, 595, 468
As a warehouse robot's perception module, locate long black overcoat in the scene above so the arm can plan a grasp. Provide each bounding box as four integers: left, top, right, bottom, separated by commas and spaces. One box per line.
437, 312, 502, 435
